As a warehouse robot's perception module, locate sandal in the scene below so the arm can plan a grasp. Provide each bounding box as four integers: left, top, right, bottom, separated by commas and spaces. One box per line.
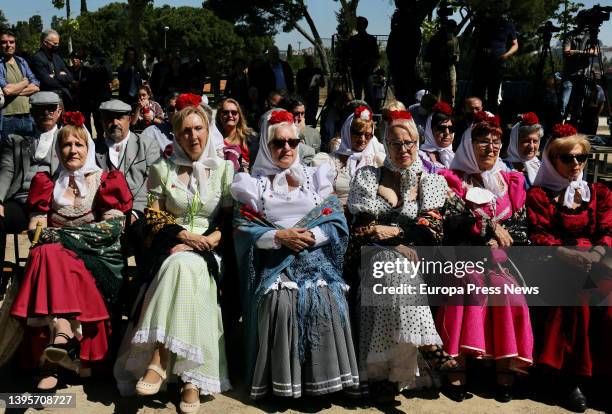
420, 345, 458, 372
43, 333, 80, 365
179, 383, 201, 414
135, 364, 167, 396
35, 364, 59, 392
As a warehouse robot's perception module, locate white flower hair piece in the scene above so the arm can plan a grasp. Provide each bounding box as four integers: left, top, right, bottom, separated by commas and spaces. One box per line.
359, 109, 371, 121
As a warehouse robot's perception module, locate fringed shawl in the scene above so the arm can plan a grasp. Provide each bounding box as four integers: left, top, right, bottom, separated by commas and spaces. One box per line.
234, 195, 349, 383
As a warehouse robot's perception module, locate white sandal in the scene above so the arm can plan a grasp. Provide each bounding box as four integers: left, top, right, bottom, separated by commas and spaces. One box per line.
135, 364, 167, 396
179, 383, 200, 414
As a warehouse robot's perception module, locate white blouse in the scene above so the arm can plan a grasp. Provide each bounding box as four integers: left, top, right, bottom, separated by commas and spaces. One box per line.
312, 149, 385, 205
230, 163, 335, 249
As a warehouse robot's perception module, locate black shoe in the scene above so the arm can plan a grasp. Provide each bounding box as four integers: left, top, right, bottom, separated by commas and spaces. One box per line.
369, 381, 397, 405
495, 383, 512, 403
566, 386, 587, 413
443, 381, 466, 402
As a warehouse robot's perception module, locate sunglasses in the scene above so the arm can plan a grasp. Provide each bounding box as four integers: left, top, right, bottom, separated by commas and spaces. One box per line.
222, 110, 238, 116
270, 138, 300, 149
389, 140, 417, 151
293, 111, 305, 116
351, 130, 373, 140
435, 125, 455, 133
558, 153, 588, 164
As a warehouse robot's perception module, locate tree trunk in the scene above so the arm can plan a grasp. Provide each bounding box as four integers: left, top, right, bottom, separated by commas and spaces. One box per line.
66, 0, 73, 53
127, 0, 150, 58
80, 0, 88, 14
299, 4, 331, 76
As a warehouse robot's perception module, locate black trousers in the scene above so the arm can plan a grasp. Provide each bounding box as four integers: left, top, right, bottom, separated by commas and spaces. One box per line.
473, 53, 505, 112
0, 199, 29, 265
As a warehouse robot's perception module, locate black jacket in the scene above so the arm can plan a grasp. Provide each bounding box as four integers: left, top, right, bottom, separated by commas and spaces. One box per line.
30, 49, 73, 101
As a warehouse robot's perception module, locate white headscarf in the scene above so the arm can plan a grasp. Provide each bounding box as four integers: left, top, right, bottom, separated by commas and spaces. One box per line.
251, 109, 306, 194
53, 130, 102, 207
170, 113, 224, 203
533, 139, 591, 208
420, 113, 455, 168
504, 122, 542, 184
450, 126, 507, 200
334, 112, 383, 176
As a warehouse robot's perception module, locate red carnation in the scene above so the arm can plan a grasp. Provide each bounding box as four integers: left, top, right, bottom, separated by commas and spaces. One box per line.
240, 205, 263, 221
269, 110, 294, 125
321, 207, 333, 216
432, 101, 453, 116
552, 123, 577, 139
387, 110, 413, 122
521, 112, 539, 126
62, 111, 85, 127
473, 111, 500, 127
175, 93, 202, 111
354, 105, 372, 121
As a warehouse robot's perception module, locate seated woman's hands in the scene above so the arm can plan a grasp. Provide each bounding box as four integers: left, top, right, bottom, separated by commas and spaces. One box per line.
354, 225, 402, 242
556, 247, 602, 273
176, 230, 218, 253
274, 228, 315, 253
488, 222, 513, 248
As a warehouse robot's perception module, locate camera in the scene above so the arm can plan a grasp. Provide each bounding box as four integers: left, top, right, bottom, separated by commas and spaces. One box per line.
575, 4, 611, 31
537, 21, 561, 35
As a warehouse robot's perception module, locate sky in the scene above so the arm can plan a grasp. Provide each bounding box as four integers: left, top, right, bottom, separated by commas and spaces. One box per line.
2, 0, 611, 48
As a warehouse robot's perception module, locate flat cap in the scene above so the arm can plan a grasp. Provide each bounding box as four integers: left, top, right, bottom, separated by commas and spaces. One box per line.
29, 91, 61, 106
99, 99, 132, 113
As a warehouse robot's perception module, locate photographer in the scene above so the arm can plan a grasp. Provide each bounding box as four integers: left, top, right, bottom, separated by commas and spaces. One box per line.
425, 18, 459, 106
560, 30, 596, 122
472, 10, 518, 112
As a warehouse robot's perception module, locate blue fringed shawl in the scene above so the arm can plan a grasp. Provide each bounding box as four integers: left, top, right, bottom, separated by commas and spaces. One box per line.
234, 195, 350, 383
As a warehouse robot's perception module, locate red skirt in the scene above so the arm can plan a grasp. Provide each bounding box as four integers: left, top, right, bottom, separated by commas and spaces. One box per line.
11, 243, 111, 364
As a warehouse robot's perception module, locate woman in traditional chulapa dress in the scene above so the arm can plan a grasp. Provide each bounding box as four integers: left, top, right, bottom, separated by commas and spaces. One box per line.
115, 106, 232, 414
503, 112, 543, 189
312, 105, 385, 205
436, 112, 534, 403
11, 112, 132, 390
231, 109, 359, 399
345, 110, 457, 403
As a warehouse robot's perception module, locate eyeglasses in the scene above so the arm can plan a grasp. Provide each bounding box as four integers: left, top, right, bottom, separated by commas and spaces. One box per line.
32, 104, 59, 113
270, 138, 300, 149
435, 125, 455, 133
292, 111, 305, 116
222, 110, 238, 116
389, 140, 417, 151
558, 153, 589, 164
351, 130, 373, 140
474, 139, 502, 149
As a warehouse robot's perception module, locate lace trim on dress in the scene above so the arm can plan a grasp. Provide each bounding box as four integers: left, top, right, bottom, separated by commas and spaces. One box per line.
52, 171, 101, 218
264, 277, 350, 293
130, 327, 205, 365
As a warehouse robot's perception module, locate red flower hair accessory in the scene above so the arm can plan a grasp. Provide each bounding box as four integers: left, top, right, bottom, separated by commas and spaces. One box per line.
175, 93, 202, 111
552, 123, 577, 139
520, 112, 539, 126
473, 111, 500, 127
387, 110, 413, 122
62, 111, 85, 127
354, 105, 372, 121
268, 110, 294, 125
432, 101, 453, 116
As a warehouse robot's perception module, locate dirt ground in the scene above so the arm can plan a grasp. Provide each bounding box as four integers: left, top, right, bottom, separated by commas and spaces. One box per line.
0, 233, 608, 414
